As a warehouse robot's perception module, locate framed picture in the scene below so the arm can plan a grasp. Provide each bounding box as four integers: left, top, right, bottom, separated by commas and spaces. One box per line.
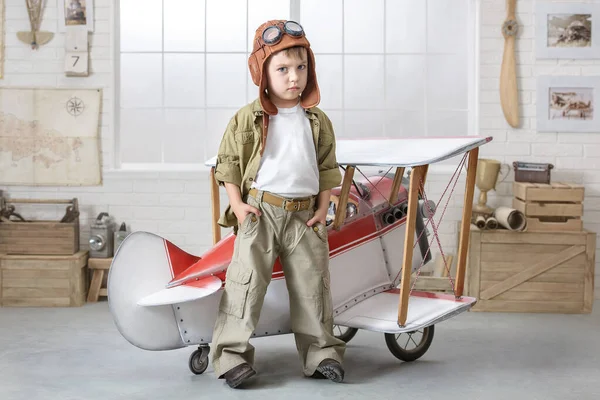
535, 2, 600, 59
537, 76, 600, 133
58, 0, 94, 32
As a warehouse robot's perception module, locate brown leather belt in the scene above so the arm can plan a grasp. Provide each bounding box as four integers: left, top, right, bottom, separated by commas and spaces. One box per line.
248, 188, 314, 212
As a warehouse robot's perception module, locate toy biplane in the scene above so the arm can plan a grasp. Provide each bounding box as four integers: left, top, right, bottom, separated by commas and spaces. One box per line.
108, 136, 492, 374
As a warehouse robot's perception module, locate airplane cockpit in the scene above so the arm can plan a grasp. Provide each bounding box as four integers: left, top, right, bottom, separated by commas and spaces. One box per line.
326, 195, 360, 226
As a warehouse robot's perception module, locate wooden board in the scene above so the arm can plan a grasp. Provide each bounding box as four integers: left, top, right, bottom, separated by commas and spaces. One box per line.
513, 198, 583, 218
467, 228, 595, 313
0, 251, 88, 307
526, 217, 583, 232
513, 182, 584, 203
0, 221, 79, 255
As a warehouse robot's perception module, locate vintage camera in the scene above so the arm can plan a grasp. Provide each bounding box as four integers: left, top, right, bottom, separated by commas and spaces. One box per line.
89, 212, 115, 258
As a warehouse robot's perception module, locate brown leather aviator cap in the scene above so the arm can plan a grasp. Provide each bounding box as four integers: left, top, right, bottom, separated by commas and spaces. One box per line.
248, 20, 320, 116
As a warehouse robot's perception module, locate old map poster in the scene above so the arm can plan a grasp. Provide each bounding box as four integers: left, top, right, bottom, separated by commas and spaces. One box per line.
0, 88, 101, 186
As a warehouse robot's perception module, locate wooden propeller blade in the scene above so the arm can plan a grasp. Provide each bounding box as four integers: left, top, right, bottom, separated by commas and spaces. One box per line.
500, 35, 519, 128
500, 0, 519, 128
507, 0, 516, 17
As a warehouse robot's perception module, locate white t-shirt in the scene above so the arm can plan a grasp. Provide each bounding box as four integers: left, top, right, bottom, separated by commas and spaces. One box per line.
251, 104, 319, 198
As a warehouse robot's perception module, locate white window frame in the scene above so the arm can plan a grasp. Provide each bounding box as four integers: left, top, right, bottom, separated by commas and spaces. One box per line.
113, 0, 479, 172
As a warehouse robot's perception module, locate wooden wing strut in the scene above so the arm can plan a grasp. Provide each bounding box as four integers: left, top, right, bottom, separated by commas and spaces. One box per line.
210, 167, 221, 245
388, 167, 405, 204
333, 166, 355, 230
396, 149, 478, 326
455, 148, 479, 298
397, 165, 428, 327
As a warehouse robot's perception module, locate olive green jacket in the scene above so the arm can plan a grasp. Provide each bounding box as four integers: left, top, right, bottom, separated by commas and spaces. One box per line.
214, 98, 342, 229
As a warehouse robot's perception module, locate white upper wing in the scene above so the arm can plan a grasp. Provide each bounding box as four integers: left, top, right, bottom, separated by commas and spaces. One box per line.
205, 136, 492, 167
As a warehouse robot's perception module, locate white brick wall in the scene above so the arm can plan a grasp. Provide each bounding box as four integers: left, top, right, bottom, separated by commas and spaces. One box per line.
478, 0, 600, 300
1, 0, 599, 298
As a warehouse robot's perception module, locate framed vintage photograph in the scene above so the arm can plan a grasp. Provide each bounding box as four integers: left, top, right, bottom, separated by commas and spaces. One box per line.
537, 76, 600, 132
58, 0, 94, 32
535, 3, 600, 59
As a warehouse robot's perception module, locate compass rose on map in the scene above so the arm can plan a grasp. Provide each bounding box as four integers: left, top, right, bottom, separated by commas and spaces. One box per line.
66, 97, 85, 117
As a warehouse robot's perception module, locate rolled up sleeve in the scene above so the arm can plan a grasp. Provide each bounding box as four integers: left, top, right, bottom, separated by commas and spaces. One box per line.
318, 115, 343, 192
214, 118, 242, 188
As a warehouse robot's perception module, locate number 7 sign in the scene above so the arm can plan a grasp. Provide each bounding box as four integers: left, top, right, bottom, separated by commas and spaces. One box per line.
65, 52, 89, 77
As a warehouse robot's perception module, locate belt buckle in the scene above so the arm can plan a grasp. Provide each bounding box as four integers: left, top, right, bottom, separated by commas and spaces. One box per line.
284, 197, 299, 211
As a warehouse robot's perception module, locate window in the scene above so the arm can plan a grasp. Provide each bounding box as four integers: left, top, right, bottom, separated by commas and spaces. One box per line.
116, 0, 476, 169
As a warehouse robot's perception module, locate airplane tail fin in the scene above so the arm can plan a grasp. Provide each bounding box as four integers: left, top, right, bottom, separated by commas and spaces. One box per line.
107, 231, 188, 351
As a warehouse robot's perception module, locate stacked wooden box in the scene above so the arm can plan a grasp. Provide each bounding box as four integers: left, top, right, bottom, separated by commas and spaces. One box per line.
1, 251, 88, 307
466, 226, 595, 313
513, 182, 584, 232
465, 181, 594, 314
0, 198, 88, 307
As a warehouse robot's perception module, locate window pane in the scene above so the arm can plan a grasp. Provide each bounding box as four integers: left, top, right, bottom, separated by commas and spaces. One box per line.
120, 54, 162, 108
165, 54, 205, 108
385, 55, 425, 109
315, 55, 343, 110
248, 0, 290, 52
120, 0, 162, 52
343, 110, 384, 138
427, 55, 467, 110
344, 55, 384, 109
300, 0, 343, 53
427, 110, 468, 137
344, 0, 384, 53
206, 54, 247, 107
386, 0, 426, 53
427, 0, 468, 54
164, 0, 205, 52
385, 109, 425, 137
163, 109, 206, 163
120, 109, 164, 163
206, 0, 246, 52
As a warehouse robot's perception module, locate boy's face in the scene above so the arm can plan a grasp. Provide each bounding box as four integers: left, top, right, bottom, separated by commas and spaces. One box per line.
265, 48, 308, 109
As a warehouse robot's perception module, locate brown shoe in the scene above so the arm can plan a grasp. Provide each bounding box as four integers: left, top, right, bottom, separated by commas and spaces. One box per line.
223, 363, 256, 388
314, 359, 344, 383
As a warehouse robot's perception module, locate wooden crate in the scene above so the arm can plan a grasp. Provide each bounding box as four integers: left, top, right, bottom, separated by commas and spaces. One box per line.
467, 228, 595, 313
0, 221, 80, 255
513, 182, 584, 232
0, 198, 80, 255
0, 251, 89, 307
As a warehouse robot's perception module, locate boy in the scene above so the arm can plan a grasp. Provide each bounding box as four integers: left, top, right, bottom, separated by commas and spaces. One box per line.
210, 19, 346, 388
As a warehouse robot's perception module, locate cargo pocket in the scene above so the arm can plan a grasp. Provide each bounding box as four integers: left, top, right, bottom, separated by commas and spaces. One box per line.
234, 130, 255, 145
311, 222, 328, 243
220, 268, 253, 319
321, 275, 333, 323
241, 213, 259, 237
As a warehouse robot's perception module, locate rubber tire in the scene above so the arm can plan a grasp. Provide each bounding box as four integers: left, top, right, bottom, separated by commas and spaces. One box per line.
189, 349, 209, 375
384, 325, 435, 362
334, 326, 359, 343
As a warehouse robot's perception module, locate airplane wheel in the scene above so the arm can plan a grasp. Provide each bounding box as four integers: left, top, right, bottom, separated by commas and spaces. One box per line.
189, 346, 210, 375
333, 325, 358, 343
384, 325, 434, 362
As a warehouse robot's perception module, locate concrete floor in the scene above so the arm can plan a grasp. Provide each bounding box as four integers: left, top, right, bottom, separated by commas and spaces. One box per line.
1, 302, 599, 400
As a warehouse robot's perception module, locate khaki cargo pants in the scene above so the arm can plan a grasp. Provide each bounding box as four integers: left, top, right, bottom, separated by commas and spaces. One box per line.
211, 189, 346, 378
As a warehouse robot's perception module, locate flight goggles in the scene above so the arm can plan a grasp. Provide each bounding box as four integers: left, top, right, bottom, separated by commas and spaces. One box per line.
261, 21, 305, 45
